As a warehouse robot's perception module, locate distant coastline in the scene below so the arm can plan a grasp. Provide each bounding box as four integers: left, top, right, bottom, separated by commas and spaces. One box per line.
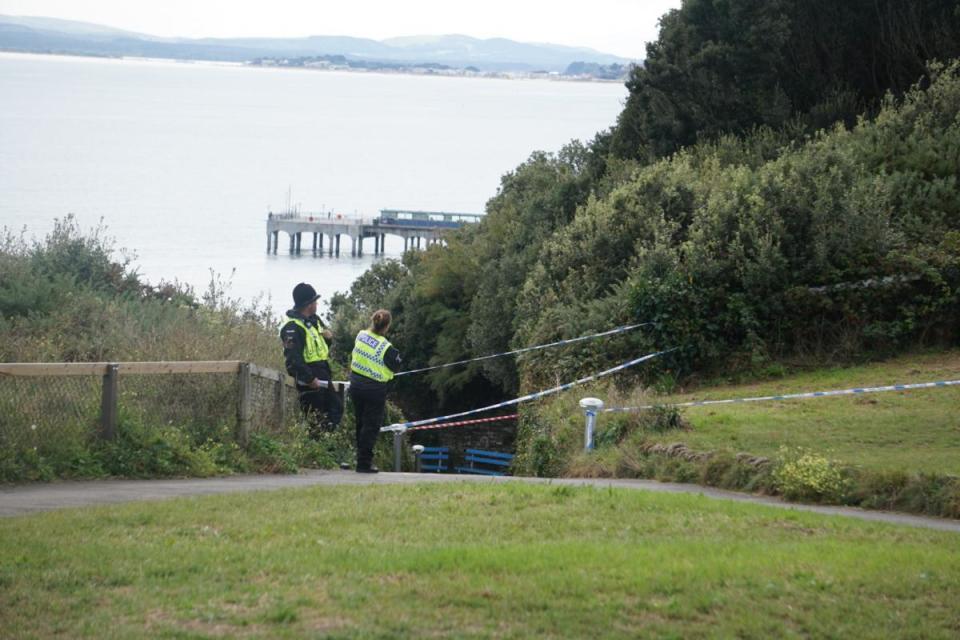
249, 55, 628, 82
0, 14, 637, 82
0, 49, 628, 83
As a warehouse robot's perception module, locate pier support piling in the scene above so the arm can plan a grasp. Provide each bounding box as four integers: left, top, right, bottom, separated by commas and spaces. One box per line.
312, 232, 318, 252
272, 231, 278, 254
295, 232, 302, 254
335, 234, 341, 256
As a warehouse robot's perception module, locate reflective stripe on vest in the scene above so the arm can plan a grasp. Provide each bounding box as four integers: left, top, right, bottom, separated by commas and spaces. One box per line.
350, 330, 394, 382
280, 317, 329, 363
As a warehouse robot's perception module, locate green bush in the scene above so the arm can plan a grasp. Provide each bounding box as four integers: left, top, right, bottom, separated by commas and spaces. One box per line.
517, 63, 960, 386
0, 447, 55, 483
96, 418, 220, 478
245, 433, 298, 474
513, 416, 563, 478
772, 447, 847, 502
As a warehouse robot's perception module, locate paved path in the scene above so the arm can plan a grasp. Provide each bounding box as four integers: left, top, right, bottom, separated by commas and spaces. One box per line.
2, 471, 959, 533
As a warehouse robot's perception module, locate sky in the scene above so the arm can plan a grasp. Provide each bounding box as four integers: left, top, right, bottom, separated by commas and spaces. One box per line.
0, 0, 683, 59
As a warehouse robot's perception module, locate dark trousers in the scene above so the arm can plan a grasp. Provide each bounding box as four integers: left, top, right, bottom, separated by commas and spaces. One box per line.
298, 387, 343, 437
349, 383, 387, 469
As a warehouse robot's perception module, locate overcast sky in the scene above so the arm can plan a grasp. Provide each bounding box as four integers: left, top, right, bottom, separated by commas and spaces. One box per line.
0, 0, 683, 59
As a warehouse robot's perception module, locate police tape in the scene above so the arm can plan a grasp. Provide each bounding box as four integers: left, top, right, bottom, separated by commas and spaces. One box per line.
394, 322, 651, 377
382, 348, 674, 432
603, 379, 960, 413
407, 414, 519, 432
300, 380, 350, 391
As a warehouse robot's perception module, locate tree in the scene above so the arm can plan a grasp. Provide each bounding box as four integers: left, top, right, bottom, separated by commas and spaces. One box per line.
610, 0, 960, 162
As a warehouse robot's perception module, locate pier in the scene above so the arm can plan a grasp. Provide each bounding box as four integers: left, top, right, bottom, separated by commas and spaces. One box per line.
265, 209, 483, 256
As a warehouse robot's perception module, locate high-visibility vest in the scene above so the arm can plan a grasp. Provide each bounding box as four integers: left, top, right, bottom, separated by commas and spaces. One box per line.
350, 330, 394, 382
280, 317, 329, 363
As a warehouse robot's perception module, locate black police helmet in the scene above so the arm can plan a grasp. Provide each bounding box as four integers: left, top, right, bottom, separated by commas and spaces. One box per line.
292, 282, 320, 308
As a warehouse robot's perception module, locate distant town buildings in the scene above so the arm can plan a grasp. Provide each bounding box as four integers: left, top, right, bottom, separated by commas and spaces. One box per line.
250, 56, 633, 82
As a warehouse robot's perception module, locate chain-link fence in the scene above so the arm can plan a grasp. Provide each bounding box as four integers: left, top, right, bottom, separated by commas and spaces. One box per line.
121, 372, 236, 428
0, 362, 339, 461
0, 374, 102, 456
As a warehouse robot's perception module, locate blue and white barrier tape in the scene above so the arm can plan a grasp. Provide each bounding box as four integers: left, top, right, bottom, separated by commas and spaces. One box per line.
383, 347, 674, 432
604, 379, 960, 413
395, 322, 650, 377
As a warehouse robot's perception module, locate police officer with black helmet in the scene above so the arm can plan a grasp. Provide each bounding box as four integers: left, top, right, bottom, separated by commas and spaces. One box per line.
280, 283, 343, 435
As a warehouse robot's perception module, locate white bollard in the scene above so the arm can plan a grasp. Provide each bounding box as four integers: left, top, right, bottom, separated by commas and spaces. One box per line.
579, 397, 605, 451
412, 444, 425, 473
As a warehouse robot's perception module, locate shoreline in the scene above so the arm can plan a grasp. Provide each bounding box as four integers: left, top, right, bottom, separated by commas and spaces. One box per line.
0, 48, 625, 83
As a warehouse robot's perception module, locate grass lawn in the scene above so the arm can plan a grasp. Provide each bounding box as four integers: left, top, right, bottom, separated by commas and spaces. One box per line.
1, 482, 959, 639
645, 350, 960, 474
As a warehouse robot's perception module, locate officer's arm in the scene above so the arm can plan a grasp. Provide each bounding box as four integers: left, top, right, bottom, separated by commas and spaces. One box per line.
383, 346, 402, 373
281, 323, 317, 386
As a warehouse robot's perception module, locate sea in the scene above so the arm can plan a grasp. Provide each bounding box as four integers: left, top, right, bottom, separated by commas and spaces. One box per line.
0, 52, 626, 318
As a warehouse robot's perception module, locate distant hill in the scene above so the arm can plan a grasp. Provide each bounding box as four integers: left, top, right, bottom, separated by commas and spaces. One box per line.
0, 14, 634, 72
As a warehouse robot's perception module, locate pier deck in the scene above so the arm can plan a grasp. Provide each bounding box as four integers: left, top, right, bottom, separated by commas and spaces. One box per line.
266, 209, 482, 256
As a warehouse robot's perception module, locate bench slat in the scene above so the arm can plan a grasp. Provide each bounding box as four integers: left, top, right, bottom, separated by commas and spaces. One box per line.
464, 456, 511, 467
464, 449, 513, 460
456, 467, 505, 476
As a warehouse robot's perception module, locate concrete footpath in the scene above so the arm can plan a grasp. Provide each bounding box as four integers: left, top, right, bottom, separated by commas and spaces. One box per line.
2, 470, 959, 533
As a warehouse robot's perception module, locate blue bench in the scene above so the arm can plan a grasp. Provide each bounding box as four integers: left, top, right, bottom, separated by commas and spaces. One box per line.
456, 449, 514, 476
419, 446, 449, 472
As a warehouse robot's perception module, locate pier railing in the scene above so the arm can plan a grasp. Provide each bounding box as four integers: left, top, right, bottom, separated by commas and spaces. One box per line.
0, 361, 348, 453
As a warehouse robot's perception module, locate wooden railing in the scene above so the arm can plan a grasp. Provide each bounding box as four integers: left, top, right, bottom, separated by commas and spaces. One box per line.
0, 361, 348, 445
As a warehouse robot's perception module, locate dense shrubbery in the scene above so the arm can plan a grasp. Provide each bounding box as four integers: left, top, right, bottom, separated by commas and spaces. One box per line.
0, 216, 280, 364
337, 61, 960, 418
518, 63, 960, 385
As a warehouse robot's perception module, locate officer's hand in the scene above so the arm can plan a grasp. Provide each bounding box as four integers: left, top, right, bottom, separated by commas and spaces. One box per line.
322, 329, 333, 340
310, 378, 323, 389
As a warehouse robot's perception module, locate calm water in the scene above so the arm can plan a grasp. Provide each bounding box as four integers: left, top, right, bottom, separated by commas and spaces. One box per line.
0, 52, 625, 317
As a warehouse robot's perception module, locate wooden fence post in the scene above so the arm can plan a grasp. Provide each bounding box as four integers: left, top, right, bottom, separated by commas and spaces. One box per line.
237, 362, 252, 446
99, 363, 119, 440
274, 377, 286, 428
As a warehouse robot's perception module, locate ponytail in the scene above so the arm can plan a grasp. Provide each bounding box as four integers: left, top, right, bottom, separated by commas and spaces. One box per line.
371, 309, 392, 335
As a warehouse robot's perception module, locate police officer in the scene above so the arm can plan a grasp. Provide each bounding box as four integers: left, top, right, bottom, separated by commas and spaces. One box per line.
280, 282, 343, 436
349, 309, 401, 473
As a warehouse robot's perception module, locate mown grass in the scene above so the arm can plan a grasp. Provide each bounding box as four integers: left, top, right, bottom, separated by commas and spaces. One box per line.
1, 482, 959, 639
646, 350, 960, 474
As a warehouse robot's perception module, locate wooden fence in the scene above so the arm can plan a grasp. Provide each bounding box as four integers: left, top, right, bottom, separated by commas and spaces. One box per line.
0, 361, 347, 445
